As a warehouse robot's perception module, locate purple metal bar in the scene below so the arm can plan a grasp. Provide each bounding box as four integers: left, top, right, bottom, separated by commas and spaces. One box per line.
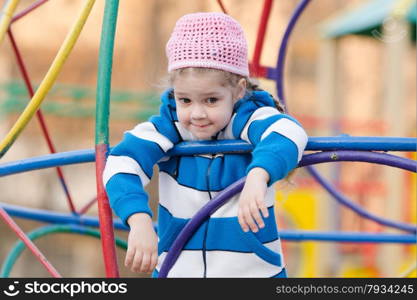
158, 177, 245, 278
299, 150, 417, 172
306, 166, 416, 233
275, 0, 311, 106
298, 151, 416, 232
272, 0, 416, 253
158, 151, 416, 277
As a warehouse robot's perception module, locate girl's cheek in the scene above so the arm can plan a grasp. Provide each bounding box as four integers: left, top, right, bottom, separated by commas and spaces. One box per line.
177, 110, 188, 124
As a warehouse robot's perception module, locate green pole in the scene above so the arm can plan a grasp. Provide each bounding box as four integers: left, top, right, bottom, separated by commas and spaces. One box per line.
1, 224, 127, 278
95, 0, 120, 277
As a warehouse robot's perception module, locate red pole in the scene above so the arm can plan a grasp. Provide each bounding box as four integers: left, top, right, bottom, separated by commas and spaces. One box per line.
251, 0, 273, 76
77, 197, 97, 215
0, 207, 61, 277
216, 0, 228, 14
7, 28, 77, 214
95, 144, 119, 277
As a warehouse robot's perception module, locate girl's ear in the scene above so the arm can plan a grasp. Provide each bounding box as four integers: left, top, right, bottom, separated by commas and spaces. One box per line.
235, 78, 247, 101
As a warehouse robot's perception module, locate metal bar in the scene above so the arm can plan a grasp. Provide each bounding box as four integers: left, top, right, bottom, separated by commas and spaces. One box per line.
251, 0, 273, 76
1, 137, 416, 176
216, 0, 228, 14
299, 150, 417, 172
0, 0, 96, 158
275, 0, 312, 106
1, 224, 128, 278
0, 149, 94, 177
0, 0, 20, 44
0, 206, 61, 277
1, 202, 127, 230
11, 0, 48, 23
157, 171, 416, 277
7, 28, 77, 214
95, 0, 120, 278
279, 230, 416, 243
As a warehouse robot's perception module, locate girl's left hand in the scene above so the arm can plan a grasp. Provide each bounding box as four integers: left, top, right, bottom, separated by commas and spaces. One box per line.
237, 167, 270, 233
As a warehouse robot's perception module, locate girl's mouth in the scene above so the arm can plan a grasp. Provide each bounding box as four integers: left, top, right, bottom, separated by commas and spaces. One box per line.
192, 123, 210, 128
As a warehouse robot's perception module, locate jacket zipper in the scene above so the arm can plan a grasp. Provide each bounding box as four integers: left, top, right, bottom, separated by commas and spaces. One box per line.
202, 154, 215, 278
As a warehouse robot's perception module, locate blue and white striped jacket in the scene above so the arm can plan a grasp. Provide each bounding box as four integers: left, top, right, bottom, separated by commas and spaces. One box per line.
103, 89, 308, 277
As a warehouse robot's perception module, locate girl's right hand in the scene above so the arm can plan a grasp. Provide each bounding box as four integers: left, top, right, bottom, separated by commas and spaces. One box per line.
125, 213, 158, 274
238, 167, 269, 233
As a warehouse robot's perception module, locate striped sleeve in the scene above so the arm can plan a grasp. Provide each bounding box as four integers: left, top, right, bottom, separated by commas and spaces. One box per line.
236, 107, 308, 185
104, 119, 179, 225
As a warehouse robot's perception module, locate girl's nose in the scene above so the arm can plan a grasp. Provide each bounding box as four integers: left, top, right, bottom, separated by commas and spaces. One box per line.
191, 105, 207, 119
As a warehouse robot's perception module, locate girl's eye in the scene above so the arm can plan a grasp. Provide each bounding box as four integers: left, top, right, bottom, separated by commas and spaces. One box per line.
206, 97, 218, 104
178, 98, 191, 104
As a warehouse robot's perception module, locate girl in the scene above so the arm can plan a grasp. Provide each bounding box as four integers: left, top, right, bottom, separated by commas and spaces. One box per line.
103, 12, 308, 278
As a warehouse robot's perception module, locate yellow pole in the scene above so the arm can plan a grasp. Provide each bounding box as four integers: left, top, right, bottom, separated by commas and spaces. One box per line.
391, 0, 414, 19
0, 0, 96, 158
0, 0, 20, 44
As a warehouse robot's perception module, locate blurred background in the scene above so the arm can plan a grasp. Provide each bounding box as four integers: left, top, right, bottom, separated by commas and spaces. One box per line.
0, 0, 415, 277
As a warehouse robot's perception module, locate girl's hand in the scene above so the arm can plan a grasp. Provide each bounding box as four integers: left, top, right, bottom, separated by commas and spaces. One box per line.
238, 167, 270, 233
125, 213, 158, 274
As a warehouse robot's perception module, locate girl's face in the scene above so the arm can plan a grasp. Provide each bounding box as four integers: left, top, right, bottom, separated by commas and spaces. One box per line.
172, 70, 246, 140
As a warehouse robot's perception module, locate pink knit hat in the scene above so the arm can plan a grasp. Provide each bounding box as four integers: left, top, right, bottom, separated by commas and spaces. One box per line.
166, 12, 249, 77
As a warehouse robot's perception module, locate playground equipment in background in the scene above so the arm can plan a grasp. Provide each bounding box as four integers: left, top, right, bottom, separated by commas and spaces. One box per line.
0, 0, 415, 278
